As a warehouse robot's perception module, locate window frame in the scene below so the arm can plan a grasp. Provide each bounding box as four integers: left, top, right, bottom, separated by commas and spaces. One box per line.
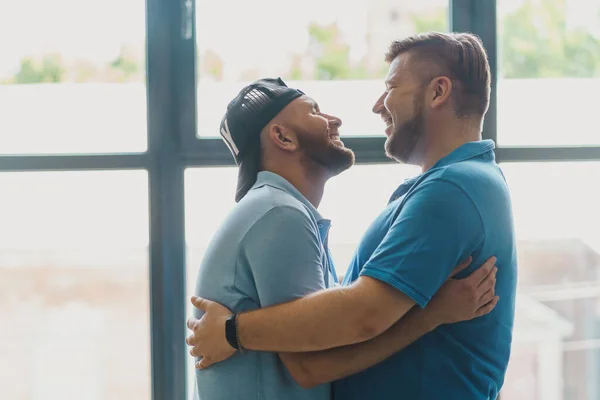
0, 0, 598, 399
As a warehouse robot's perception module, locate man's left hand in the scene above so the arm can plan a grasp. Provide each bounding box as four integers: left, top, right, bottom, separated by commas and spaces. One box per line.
425, 256, 498, 327
186, 296, 235, 369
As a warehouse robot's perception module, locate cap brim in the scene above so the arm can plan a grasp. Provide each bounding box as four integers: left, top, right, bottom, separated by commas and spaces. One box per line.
235, 142, 261, 203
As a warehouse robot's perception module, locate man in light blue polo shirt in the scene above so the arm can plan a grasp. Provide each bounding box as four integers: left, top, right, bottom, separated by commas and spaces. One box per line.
187, 32, 516, 399
193, 169, 340, 400
189, 75, 500, 400
191, 77, 352, 400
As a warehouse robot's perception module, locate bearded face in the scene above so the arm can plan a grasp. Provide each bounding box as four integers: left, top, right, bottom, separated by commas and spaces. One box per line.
384, 94, 425, 164
284, 97, 355, 177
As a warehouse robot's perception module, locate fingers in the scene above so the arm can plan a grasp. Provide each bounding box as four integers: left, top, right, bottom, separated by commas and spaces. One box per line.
195, 357, 212, 370
186, 319, 199, 347
468, 256, 496, 286
189, 346, 201, 358
191, 296, 208, 311
478, 288, 495, 306
477, 266, 497, 295
186, 318, 197, 331
476, 296, 499, 317
450, 256, 472, 278
186, 332, 196, 347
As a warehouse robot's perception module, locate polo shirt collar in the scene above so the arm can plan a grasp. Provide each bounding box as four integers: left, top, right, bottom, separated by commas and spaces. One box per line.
430, 139, 496, 169
251, 171, 324, 222
388, 140, 496, 203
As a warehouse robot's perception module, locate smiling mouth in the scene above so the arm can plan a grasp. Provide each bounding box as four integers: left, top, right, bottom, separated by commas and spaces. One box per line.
329, 132, 345, 146
383, 116, 393, 128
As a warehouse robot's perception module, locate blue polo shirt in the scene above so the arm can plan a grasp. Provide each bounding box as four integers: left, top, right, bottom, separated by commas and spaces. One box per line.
333, 140, 517, 400
193, 171, 337, 400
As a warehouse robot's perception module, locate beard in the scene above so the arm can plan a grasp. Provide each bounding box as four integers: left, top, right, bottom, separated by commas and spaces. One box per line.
296, 129, 355, 177
385, 97, 425, 164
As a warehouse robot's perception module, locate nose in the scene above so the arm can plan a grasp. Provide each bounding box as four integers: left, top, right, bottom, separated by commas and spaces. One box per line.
372, 92, 386, 114
327, 114, 342, 128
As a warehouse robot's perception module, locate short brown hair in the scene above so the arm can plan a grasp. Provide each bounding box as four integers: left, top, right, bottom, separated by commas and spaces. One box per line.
385, 32, 491, 118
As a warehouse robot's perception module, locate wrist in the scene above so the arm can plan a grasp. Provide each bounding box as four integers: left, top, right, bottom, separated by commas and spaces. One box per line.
417, 307, 442, 331
225, 314, 239, 350
225, 314, 246, 353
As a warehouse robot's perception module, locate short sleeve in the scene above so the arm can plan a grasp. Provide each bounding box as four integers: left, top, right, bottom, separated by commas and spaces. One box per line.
360, 179, 485, 308
241, 206, 326, 307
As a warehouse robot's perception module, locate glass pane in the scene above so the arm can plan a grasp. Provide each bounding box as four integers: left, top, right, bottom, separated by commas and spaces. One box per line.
0, 0, 147, 154
185, 167, 237, 398
500, 162, 600, 400
184, 164, 419, 397
0, 171, 151, 400
196, 0, 448, 137
497, 0, 600, 146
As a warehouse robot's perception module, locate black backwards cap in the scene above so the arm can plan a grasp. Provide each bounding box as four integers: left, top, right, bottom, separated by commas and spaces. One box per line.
219, 77, 305, 202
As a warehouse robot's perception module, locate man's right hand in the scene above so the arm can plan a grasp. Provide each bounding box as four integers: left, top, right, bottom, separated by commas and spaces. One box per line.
424, 256, 499, 327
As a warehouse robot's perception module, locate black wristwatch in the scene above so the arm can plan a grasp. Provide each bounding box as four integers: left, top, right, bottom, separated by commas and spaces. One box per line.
225, 314, 240, 350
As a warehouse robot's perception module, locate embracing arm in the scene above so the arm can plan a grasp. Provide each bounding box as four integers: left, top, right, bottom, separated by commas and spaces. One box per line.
238, 275, 415, 352
280, 257, 498, 389
190, 297, 431, 388
282, 305, 434, 388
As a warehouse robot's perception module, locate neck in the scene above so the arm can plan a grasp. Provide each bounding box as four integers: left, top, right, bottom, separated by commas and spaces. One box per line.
419, 117, 482, 172
263, 161, 327, 208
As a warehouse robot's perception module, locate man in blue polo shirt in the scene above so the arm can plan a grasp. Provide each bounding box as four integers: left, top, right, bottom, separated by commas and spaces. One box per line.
189, 31, 514, 400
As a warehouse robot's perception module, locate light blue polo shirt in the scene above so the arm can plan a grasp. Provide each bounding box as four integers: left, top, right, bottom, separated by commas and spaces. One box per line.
333, 140, 517, 400
192, 171, 337, 400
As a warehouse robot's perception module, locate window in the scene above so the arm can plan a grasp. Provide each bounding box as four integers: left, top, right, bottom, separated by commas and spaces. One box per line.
195, 0, 448, 138
0, 171, 151, 400
497, 0, 600, 147
3, 1, 599, 399
0, 0, 147, 154
185, 167, 237, 284
500, 162, 600, 400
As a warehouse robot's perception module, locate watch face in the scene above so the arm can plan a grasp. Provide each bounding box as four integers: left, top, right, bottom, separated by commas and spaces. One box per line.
225, 314, 239, 350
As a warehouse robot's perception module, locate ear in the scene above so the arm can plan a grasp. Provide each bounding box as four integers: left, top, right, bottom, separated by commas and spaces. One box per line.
429, 76, 452, 109
267, 124, 298, 153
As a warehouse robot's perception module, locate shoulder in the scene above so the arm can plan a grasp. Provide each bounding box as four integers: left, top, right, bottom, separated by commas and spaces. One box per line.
399, 176, 483, 229
238, 201, 324, 272
406, 175, 474, 206
412, 158, 504, 203
430, 158, 505, 190
237, 194, 320, 251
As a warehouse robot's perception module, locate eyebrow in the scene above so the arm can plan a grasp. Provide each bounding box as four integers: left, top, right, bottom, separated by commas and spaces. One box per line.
308, 99, 320, 111
385, 76, 401, 89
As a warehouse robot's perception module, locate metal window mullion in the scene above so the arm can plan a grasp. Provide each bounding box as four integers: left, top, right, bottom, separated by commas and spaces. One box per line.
178, 0, 198, 156
0, 153, 148, 171
496, 146, 600, 163
146, 0, 189, 398
450, 0, 498, 144
182, 138, 600, 167
182, 137, 396, 166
